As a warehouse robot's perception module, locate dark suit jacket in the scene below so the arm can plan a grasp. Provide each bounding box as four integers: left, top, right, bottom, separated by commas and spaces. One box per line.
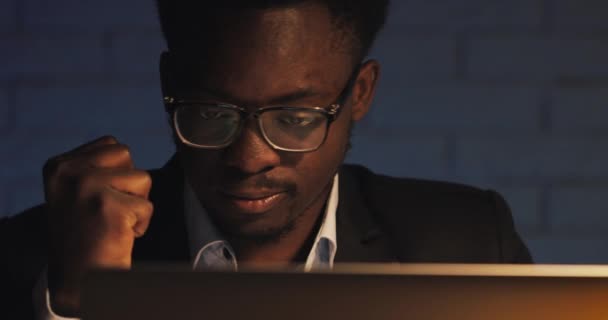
0, 157, 531, 318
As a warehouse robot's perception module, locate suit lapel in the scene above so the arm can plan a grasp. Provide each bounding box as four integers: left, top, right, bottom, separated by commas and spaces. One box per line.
132, 155, 191, 263
335, 165, 397, 263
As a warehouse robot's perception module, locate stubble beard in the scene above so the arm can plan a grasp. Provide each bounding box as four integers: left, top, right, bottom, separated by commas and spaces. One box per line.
227, 121, 355, 245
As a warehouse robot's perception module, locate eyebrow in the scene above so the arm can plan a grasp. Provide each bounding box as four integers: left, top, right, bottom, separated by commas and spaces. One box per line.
196, 87, 324, 106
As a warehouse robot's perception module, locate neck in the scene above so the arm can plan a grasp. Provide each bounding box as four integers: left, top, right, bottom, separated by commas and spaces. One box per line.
231, 183, 332, 268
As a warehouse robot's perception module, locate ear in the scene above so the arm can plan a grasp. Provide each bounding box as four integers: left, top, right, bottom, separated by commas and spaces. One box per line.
349, 59, 380, 122
160, 51, 180, 145
159, 51, 174, 98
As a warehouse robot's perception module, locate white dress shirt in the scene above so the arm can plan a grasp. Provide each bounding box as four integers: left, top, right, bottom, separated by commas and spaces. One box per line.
35, 174, 340, 319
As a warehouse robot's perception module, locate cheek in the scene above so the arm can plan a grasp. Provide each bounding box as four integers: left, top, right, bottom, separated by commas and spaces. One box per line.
293, 115, 351, 194
320, 111, 352, 165
178, 148, 223, 184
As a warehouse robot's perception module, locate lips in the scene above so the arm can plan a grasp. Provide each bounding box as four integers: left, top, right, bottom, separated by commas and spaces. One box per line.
217, 189, 287, 214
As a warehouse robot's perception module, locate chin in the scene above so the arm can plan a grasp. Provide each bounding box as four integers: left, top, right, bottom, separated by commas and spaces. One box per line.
207, 202, 298, 239
225, 219, 297, 244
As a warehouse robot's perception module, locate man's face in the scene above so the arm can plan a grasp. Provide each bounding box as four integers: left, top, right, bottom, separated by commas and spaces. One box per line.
162, 4, 377, 241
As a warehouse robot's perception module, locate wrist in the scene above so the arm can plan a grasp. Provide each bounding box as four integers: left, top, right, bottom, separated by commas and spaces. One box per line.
47, 266, 83, 318
48, 285, 81, 318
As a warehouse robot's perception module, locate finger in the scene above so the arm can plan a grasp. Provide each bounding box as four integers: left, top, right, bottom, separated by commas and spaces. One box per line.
84, 169, 152, 199
77, 143, 134, 169
68, 136, 119, 156
43, 137, 121, 184
106, 187, 154, 238
131, 198, 154, 238
54, 144, 134, 178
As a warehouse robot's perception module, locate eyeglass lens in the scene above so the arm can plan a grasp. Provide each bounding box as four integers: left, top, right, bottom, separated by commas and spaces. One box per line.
174, 104, 329, 151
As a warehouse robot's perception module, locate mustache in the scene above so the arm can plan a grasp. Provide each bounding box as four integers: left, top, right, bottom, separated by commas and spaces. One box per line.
218, 173, 297, 194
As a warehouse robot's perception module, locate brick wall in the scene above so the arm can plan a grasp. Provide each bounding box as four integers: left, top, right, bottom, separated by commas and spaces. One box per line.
2, 0, 608, 263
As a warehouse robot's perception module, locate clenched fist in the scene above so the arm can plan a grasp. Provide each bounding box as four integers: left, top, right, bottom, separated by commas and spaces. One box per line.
43, 136, 153, 316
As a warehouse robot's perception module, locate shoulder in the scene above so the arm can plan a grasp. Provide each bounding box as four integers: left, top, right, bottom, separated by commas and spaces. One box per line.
341, 163, 492, 205
0, 205, 48, 318
341, 164, 501, 229
0, 205, 48, 267
340, 164, 531, 263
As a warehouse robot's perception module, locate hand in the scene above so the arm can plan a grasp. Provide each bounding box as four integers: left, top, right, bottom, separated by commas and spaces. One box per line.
43, 136, 153, 316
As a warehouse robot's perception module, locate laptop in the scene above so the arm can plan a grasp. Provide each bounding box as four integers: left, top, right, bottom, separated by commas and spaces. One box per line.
82, 263, 608, 320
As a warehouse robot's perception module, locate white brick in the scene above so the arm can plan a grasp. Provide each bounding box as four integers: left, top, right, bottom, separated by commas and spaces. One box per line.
346, 132, 449, 180
468, 36, 608, 79
110, 30, 166, 73
15, 86, 168, 132
0, 0, 17, 32
3, 85, 173, 178
1, 33, 104, 76
0, 130, 173, 179
0, 89, 9, 132
0, 183, 7, 218
495, 186, 542, 231
455, 137, 608, 179
5, 177, 43, 215
369, 84, 540, 132
551, 187, 608, 231
24, 0, 158, 31
370, 29, 456, 81
553, 0, 608, 30
388, 0, 543, 29
0, 131, 95, 179
553, 88, 608, 132
525, 235, 608, 263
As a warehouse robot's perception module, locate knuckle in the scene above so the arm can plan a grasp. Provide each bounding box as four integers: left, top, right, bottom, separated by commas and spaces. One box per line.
115, 144, 132, 159
94, 192, 133, 227
140, 171, 153, 189
76, 173, 98, 195
86, 188, 117, 218
132, 197, 152, 217
45, 162, 81, 200
142, 200, 154, 217
118, 212, 135, 231
89, 190, 111, 214
42, 157, 58, 176
101, 135, 118, 144
54, 160, 73, 178
43, 155, 65, 180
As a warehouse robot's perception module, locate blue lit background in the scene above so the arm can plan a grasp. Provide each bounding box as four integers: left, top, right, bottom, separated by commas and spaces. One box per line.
2, 0, 608, 263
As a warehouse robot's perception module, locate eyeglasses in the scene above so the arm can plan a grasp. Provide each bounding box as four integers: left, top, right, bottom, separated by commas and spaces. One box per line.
164, 68, 359, 153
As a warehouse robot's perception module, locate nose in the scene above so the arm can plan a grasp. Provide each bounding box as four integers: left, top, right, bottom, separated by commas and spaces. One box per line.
222, 120, 281, 175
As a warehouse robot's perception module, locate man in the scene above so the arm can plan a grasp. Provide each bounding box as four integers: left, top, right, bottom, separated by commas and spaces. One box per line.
0, 0, 532, 318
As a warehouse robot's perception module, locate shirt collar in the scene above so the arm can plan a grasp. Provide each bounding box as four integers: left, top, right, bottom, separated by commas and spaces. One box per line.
304, 174, 338, 270
183, 174, 339, 270
183, 180, 227, 261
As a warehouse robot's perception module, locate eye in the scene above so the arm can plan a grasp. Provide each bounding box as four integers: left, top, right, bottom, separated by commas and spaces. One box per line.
279, 115, 316, 127
199, 109, 235, 120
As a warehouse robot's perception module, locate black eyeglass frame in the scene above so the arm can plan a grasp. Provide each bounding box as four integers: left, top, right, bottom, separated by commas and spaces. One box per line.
163, 65, 361, 152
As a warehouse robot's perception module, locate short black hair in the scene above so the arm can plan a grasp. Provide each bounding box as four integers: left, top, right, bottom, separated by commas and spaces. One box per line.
155, 0, 390, 61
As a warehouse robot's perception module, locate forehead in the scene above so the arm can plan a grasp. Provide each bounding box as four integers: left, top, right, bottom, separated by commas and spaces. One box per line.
170, 4, 353, 104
